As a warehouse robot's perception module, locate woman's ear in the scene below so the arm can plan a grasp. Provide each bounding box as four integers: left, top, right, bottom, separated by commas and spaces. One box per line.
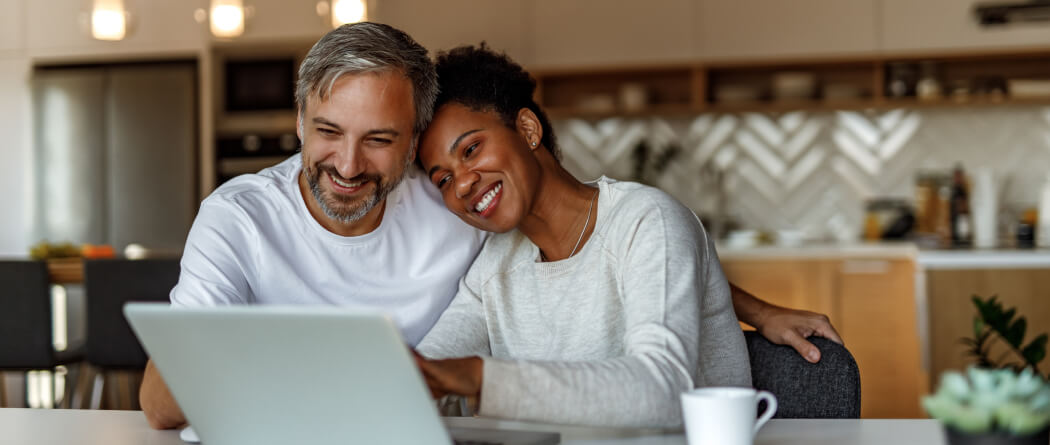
515, 108, 543, 150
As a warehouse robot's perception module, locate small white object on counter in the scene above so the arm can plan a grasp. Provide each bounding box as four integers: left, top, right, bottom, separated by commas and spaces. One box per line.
1038, 173, 1050, 248
970, 169, 998, 249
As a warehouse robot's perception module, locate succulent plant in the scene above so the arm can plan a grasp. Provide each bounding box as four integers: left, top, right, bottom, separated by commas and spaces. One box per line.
923, 367, 1050, 436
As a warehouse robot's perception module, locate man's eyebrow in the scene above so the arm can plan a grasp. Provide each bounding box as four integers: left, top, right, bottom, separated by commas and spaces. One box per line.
311, 117, 342, 131
365, 128, 400, 137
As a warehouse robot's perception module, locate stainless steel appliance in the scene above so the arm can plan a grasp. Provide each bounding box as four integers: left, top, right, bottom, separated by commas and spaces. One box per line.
31, 62, 197, 253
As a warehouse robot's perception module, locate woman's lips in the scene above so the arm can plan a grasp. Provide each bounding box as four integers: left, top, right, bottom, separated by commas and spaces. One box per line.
472, 181, 503, 219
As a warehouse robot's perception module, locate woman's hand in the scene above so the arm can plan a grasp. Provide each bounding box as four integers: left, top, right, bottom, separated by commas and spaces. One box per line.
413, 351, 484, 400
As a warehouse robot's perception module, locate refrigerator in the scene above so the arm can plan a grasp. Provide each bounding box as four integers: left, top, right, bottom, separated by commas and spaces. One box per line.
31, 62, 198, 252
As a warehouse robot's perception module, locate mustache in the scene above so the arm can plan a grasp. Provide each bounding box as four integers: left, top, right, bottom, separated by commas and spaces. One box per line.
311, 164, 382, 185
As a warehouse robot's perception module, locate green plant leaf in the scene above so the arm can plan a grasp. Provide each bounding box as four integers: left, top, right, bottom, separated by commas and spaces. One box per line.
973, 316, 985, 339
1005, 317, 1027, 348
1022, 334, 1048, 367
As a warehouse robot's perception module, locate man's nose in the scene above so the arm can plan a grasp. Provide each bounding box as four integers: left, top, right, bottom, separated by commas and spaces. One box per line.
332, 142, 367, 179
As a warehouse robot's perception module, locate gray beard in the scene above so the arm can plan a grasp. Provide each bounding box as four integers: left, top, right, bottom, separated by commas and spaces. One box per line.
304, 158, 410, 225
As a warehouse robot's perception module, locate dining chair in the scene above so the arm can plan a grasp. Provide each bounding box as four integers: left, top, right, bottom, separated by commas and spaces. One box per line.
0, 260, 85, 408
80, 258, 180, 409
744, 331, 861, 418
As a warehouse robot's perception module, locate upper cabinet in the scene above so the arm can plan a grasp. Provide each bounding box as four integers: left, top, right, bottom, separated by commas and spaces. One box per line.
373, 0, 529, 65
26, 0, 206, 61
529, 0, 694, 69
880, 0, 1050, 53
696, 0, 878, 61
0, 0, 24, 54
229, 0, 329, 44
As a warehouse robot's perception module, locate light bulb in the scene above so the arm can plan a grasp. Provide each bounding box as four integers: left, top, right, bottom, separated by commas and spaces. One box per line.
332, 0, 367, 27
210, 0, 245, 38
91, 0, 127, 41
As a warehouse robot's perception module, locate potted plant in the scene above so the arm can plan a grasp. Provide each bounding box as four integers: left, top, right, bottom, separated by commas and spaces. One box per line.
923, 296, 1050, 445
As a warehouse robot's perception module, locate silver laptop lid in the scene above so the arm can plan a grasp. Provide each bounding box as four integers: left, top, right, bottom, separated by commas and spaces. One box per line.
124, 303, 451, 445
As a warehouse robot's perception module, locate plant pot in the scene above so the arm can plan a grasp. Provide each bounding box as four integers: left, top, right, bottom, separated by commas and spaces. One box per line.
944, 425, 1050, 445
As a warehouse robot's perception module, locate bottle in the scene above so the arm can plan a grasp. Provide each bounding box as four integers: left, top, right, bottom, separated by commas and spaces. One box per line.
950, 164, 972, 246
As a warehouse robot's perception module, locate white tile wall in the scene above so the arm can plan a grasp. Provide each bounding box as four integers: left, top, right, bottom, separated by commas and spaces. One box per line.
554, 106, 1050, 240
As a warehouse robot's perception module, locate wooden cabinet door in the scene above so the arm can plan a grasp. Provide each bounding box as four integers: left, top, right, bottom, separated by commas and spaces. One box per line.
373, 0, 529, 66
837, 259, 927, 418
696, 0, 878, 61
0, 0, 24, 54
529, 0, 694, 69
721, 259, 839, 326
26, 0, 205, 60
881, 0, 1050, 53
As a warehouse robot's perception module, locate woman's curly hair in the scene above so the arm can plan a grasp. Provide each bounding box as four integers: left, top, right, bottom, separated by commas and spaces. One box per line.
433, 44, 559, 159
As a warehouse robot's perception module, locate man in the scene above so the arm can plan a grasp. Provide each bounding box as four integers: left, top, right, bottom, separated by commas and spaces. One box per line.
140, 22, 840, 429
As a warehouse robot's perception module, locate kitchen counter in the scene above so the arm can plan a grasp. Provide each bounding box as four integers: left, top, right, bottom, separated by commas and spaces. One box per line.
716, 242, 918, 261
917, 248, 1050, 270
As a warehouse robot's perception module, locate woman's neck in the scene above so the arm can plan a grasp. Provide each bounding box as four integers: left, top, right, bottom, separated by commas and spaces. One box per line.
518, 153, 599, 262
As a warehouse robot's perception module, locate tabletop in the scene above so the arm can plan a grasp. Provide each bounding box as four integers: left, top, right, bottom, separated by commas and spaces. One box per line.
0, 408, 947, 445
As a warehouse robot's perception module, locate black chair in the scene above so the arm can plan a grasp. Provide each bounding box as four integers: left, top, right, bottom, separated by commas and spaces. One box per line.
0, 260, 84, 408
744, 331, 861, 418
81, 258, 180, 409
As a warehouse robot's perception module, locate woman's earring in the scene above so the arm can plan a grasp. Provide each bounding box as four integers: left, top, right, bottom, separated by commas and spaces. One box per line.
531, 141, 538, 147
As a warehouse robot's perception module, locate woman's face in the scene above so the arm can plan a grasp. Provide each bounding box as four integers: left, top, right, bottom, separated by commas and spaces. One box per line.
419, 103, 542, 233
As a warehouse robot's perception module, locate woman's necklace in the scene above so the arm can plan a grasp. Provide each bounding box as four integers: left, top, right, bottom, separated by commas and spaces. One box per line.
541, 187, 599, 262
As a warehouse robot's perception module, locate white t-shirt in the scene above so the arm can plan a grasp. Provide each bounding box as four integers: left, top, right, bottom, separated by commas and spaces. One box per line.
170, 155, 486, 345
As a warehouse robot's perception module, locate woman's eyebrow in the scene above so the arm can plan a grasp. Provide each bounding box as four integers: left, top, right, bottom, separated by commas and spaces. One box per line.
447, 129, 483, 156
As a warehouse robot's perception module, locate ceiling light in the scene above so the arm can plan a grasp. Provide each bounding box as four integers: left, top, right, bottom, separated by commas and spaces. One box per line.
331, 0, 367, 27
210, 0, 245, 38
91, 0, 127, 41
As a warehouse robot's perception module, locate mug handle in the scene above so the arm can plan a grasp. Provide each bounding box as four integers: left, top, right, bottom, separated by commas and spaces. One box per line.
754, 390, 778, 434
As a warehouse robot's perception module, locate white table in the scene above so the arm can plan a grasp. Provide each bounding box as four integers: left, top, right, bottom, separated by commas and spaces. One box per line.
0, 408, 947, 444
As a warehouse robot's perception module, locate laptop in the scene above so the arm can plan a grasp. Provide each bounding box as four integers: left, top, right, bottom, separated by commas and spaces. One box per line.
124, 303, 559, 445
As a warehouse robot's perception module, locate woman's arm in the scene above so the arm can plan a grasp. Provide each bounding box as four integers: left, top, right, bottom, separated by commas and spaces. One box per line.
729, 283, 843, 363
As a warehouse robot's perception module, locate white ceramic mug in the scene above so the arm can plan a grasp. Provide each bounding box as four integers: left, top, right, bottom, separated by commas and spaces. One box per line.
681, 387, 777, 445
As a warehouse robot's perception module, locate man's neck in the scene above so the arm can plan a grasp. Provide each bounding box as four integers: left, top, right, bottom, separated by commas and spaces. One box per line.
298, 170, 387, 237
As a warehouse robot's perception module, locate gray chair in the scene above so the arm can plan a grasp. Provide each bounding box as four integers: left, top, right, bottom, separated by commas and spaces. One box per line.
744, 331, 861, 418
0, 260, 84, 408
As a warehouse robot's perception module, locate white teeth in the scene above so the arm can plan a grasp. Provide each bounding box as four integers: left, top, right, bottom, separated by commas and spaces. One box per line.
331, 173, 362, 189
475, 183, 502, 213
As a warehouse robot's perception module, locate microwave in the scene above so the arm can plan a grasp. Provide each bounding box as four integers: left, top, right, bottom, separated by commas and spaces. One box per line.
224, 58, 296, 112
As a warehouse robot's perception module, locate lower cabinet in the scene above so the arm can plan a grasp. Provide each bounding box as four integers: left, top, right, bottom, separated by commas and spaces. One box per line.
722, 257, 928, 418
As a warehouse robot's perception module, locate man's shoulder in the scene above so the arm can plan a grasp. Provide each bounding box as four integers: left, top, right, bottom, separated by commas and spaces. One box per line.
203, 155, 300, 216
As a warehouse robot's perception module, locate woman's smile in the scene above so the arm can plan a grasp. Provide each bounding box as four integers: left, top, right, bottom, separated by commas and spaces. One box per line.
471, 181, 503, 218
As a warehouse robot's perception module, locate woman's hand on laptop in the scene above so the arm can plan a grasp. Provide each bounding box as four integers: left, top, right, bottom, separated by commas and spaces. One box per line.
413, 351, 484, 400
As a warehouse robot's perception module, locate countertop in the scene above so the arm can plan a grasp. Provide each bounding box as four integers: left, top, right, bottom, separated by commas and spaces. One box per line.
717, 242, 1050, 269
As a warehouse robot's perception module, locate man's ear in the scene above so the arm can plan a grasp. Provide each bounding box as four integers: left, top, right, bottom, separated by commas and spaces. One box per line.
515, 108, 542, 150
296, 111, 304, 142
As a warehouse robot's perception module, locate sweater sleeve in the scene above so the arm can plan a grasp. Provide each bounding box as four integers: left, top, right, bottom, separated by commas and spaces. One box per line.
476, 196, 719, 428
169, 199, 256, 306
416, 274, 491, 359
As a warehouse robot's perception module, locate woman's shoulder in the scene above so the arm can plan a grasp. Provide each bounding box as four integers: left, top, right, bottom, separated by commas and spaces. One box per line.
464, 230, 534, 282
597, 177, 698, 225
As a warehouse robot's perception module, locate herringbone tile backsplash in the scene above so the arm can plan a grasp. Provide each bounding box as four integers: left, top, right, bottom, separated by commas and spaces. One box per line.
554, 106, 1050, 241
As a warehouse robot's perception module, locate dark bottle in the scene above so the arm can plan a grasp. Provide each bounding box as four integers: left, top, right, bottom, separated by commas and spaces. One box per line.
950, 164, 972, 246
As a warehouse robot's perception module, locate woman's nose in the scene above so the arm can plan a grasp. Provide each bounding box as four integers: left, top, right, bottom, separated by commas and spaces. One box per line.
454, 170, 480, 200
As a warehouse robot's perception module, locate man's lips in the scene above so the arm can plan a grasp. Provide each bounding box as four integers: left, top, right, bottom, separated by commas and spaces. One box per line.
327, 171, 369, 194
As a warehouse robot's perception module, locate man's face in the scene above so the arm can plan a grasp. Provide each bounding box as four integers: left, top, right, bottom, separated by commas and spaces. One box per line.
297, 71, 416, 225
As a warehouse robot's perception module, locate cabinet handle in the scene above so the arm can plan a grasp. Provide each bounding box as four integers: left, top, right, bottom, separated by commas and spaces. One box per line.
840, 260, 891, 275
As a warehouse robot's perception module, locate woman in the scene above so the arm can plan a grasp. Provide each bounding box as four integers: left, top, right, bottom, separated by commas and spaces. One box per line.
413, 45, 750, 428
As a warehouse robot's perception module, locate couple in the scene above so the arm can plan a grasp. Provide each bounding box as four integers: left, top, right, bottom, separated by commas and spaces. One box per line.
141, 22, 840, 429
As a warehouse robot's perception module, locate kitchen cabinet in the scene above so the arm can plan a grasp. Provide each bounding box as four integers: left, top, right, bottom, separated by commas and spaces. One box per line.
26, 0, 206, 61
881, 0, 1050, 54
696, 0, 878, 61
0, 0, 24, 54
926, 268, 1050, 390
529, 0, 694, 69
372, 0, 529, 65
723, 256, 927, 418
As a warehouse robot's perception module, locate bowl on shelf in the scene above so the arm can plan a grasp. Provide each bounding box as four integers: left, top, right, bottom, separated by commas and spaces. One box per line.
772, 71, 817, 101
713, 84, 763, 104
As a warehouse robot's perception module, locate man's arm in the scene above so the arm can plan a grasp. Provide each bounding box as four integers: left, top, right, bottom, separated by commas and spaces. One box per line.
140, 360, 186, 429
729, 282, 843, 363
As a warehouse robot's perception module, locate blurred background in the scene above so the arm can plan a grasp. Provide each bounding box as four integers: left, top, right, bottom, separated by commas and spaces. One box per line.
0, 0, 1049, 419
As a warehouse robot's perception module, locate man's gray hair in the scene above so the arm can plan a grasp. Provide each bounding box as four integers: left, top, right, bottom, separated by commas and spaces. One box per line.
296, 22, 437, 136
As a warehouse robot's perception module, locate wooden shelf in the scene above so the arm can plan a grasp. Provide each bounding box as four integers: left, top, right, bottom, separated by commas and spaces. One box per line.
532, 49, 1050, 117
